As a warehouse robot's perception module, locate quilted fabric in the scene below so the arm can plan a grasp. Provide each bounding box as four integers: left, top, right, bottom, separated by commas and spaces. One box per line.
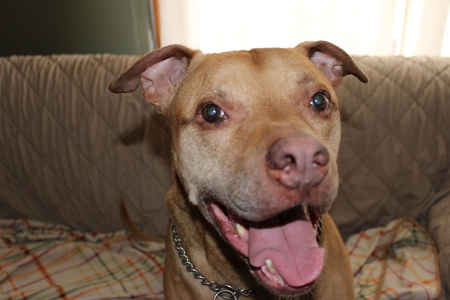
332, 56, 450, 237
332, 57, 450, 234
0, 54, 173, 238
331, 56, 450, 298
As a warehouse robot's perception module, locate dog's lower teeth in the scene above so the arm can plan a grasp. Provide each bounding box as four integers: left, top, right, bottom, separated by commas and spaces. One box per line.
236, 223, 246, 236
265, 259, 276, 272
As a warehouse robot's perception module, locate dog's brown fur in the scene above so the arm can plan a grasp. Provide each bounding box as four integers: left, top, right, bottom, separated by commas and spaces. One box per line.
110, 41, 367, 299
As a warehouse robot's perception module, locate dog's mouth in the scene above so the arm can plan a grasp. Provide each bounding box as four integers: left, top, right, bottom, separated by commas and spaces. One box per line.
207, 201, 323, 295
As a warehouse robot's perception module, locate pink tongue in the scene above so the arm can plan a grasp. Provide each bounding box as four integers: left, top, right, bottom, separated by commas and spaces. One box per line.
248, 216, 324, 287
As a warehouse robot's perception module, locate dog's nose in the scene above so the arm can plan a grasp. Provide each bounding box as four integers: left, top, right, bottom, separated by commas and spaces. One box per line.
266, 135, 329, 190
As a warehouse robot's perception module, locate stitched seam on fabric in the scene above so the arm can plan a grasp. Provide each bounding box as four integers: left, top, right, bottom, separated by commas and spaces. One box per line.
46, 55, 129, 199
0, 58, 69, 202
337, 57, 440, 214
90, 54, 171, 196
342, 57, 441, 179
44, 54, 170, 224
358, 58, 443, 192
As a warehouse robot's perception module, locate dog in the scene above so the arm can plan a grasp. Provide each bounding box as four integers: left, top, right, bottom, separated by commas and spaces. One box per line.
109, 41, 368, 300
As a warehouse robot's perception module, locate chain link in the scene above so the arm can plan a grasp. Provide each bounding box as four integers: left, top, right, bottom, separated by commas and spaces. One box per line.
171, 215, 322, 299
316, 216, 323, 244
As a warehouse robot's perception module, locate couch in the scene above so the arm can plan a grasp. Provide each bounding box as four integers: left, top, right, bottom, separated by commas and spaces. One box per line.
0, 53, 448, 299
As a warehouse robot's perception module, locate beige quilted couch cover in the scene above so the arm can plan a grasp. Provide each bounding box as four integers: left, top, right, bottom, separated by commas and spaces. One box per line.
1, 53, 449, 297
0, 54, 172, 237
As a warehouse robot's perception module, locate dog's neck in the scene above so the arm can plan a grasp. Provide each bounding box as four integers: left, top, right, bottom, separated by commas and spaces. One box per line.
170, 223, 266, 299
170, 217, 323, 299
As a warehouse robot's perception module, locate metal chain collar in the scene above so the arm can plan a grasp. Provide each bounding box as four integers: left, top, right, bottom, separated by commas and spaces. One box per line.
171, 224, 265, 299
316, 216, 323, 244
170, 215, 322, 300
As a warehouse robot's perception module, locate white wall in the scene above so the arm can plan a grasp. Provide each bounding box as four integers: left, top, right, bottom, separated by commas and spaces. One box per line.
158, 0, 450, 56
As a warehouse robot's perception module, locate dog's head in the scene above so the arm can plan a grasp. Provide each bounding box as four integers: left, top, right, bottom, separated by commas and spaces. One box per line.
110, 41, 367, 296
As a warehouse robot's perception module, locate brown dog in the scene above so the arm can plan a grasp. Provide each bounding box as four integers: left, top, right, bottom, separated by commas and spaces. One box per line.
109, 41, 368, 300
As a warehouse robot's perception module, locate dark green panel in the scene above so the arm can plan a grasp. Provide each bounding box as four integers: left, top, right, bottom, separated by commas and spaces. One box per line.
0, 0, 155, 56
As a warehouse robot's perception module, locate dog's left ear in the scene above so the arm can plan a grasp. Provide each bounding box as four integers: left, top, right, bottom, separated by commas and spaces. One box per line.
297, 41, 368, 89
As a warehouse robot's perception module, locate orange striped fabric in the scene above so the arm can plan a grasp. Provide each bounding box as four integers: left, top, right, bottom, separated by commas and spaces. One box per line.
346, 218, 441, 300
1, 217, 442, 299
0, 219, 165, 299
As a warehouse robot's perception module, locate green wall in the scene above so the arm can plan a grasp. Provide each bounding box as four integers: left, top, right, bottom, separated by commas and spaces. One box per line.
0, 0, 155, 56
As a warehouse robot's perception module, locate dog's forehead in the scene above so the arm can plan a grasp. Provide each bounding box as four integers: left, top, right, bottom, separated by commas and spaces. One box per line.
167, 47, 337, 125
196, 47, 313, 76
181, 47, 327, 100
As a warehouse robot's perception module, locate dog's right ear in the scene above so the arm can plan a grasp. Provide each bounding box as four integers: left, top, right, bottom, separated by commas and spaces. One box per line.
296, 41, 368, 90
109, 44, 198, 109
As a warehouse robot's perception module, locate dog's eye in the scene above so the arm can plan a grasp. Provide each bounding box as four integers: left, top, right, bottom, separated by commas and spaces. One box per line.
310, 92, 330, 112
202, 103, 226, 123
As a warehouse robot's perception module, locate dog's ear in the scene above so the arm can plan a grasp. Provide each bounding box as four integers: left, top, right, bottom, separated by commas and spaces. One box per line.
296, 41, 368, 89
109, 44, 198, 109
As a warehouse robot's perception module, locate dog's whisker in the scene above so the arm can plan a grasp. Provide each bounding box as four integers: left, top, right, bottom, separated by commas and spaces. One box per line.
341, 126, 365, 133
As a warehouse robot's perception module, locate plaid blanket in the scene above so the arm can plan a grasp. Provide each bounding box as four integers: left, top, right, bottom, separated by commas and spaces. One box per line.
346, 218, 441, 300
0, 218, 441, 300
0, 219, 165, 300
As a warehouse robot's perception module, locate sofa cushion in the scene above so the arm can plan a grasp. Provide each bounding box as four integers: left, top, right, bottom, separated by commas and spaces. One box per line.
0, 54, 172, 237
332, 56, 450, 239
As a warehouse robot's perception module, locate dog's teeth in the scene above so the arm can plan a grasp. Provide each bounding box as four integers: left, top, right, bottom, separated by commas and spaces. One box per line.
265, 259, 276, 272
236, 223, 246, 236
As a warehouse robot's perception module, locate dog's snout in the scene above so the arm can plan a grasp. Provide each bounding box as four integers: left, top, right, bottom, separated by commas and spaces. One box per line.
266, 135, 329, 189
